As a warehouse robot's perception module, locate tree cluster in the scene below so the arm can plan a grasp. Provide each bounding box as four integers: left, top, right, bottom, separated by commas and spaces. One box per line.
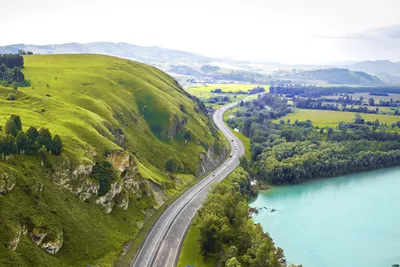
208, 95, 231, 104
0, 54, 30, 87
270, 84, 400, 98
378, 98, 400, 107
210, 87, 265, 95
17, 50, 33, 56
196, 168, 287, 267
165, 158, 182, 172
0, 54, 24, 69
257, 139, 400, 185
294, 97, 382, 114
227, 94, 290, 139
0, 115, 62, 156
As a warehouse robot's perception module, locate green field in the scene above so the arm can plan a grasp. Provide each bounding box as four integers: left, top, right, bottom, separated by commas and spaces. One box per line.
0, 54, 226, 267
186, 83, 268, 109
277, 108, 400, 127
319, 102, 400, 115
188, 83, 269, 93
325, 92, 400, 103
378, 106, 400, 114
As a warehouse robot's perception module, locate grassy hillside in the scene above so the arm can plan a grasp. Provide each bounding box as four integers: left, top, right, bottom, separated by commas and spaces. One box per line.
0, 54, 225, 266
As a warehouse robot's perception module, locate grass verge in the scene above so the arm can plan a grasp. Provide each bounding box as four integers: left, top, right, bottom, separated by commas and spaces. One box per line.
176, 223, 216, 267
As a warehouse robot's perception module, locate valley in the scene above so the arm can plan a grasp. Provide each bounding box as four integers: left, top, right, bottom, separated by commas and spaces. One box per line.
2, 7, 400, 266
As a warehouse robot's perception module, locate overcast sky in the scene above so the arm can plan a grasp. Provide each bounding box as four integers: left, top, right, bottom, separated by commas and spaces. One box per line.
1, 0, 400, 64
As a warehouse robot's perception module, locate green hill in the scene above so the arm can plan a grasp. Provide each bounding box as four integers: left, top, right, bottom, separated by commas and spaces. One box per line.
0, 54, 226, 266
294, 68, 383, 85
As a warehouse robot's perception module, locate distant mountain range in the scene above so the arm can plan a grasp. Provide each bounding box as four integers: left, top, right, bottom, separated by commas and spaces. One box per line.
290, 68, 383, 85
0, 42, 396, 85
346, 60, 400, 75
0, 42, 211, 65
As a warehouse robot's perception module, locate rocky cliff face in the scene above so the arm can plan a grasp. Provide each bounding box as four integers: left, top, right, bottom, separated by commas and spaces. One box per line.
49, 150, 154, 214
52, 159, 98, 201
94, 150, 154, 213
0, 171, 17, 195
3, 145, 227, 256
29, 227, 64, 255
8, 224, 25, 251
165, 114, 188, 139
197, 144, 228, 176
40, 231, 64, 255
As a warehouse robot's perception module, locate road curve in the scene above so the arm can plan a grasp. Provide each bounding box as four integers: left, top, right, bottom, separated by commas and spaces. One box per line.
131, 101, 245, 267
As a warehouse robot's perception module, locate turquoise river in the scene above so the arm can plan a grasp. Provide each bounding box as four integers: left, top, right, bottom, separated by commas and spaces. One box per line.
250, 167, 400, 267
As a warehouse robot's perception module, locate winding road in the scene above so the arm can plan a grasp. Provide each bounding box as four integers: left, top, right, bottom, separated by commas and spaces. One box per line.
131, 101, 245, 267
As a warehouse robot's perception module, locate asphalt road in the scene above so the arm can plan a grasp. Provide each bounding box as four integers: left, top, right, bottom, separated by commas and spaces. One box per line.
131, 101, 245, 267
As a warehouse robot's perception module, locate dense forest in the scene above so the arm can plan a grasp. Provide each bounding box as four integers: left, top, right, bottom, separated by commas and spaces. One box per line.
227, 94, 400, 185
195, 167, 301, 267
0, 54, 30, 87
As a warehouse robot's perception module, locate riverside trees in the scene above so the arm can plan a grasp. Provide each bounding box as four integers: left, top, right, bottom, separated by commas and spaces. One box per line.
227, 94, 400, 185
196, 168, 284, 267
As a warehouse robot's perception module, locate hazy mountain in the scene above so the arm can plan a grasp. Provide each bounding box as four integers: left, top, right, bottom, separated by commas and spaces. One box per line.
0, 42, 212, 66
291, 68, 383, 85
0, 42, 275, 84
346, 60, 400, 75
0, 42, 394, 85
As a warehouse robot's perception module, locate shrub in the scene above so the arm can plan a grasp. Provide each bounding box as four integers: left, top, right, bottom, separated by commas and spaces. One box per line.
90, 161, 118, 196
6, 93, 16, 101
165, 158, 180, 173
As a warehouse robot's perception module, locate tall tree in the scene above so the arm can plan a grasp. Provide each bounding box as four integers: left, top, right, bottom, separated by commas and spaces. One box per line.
4, 115, 22, 137
26, 126, 39, 141
15, 131, 28, 154
36, 128, 52, 150
51, 135, 63, 155
368, 98, 375, 106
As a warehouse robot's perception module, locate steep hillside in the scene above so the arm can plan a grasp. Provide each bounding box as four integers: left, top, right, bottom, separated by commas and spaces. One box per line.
0, 54, 226, 267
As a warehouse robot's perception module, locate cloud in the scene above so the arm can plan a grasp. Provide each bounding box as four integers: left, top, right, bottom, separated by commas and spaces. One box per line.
319, 24, 400, 40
